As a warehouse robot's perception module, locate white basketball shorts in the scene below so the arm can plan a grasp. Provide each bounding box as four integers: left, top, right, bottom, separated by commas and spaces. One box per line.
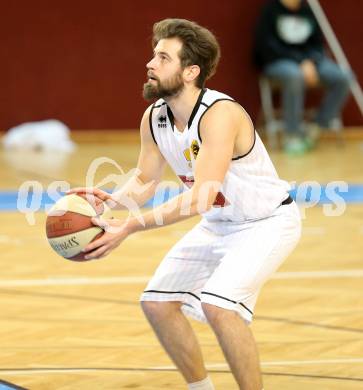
140, 201, 301, 323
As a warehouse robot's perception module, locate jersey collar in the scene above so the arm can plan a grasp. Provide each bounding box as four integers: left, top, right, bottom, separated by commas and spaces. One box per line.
166, 88, 207, 131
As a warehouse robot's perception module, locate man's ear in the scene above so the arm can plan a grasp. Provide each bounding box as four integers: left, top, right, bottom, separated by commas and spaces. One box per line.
183, 65, 200, 83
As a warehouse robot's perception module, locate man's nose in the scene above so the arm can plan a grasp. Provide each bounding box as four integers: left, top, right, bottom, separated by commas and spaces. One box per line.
146, 57, 156, 69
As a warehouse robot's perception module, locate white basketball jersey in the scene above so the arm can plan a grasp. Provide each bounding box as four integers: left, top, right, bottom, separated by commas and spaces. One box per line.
149, 88, 291, 222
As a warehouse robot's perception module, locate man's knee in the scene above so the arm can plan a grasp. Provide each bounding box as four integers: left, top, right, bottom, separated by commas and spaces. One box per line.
322, 67, 353, 88
273, 70, 304, 96
265, 63, 304, 87
141, 300, 182, 319
337, 69, 353, 88
201, 302, 239, 323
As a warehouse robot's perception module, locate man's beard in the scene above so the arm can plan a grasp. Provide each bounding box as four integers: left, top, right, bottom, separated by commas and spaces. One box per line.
143, 72, 184, 101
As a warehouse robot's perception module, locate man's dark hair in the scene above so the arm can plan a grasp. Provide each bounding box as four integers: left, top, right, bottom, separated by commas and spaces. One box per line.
152, 18, 221, 88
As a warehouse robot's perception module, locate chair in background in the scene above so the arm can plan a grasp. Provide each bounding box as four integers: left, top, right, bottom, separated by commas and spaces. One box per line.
258, 75, 343, 149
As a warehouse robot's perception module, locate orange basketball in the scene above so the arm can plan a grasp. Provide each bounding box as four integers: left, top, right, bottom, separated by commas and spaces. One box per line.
46, 193, 111, 261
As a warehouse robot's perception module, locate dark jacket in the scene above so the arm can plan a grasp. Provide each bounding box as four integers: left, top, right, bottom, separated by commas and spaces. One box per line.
253, 0, 325, 68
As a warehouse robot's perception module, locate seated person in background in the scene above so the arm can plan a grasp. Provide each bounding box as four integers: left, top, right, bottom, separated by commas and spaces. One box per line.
253, 0, 352, 155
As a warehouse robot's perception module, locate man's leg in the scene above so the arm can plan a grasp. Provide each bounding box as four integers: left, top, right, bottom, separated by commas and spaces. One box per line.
264, 59, 310, 154
264, 59, 305, 136
141, 301, 210, 385
202, 303, 263, 390
316, 57, 352, 127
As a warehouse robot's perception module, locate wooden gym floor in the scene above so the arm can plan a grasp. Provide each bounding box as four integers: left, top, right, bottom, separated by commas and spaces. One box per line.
0, 130, 362, 389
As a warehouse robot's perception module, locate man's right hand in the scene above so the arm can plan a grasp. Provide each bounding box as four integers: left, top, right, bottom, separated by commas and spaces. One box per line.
67, 187, 118, 209
300, 59, 319, 87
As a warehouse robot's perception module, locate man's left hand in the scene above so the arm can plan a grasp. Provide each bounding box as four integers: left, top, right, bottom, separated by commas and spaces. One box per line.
83, 218, 130, 260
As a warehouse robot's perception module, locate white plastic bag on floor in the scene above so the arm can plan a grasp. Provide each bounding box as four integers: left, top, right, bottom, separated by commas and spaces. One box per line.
2, 119, 76, 153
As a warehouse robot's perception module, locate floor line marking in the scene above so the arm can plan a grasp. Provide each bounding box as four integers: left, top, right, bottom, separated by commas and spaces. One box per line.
153, 357, 363, 369
271, 270, 363, 279
0, 269, 363, 287
1, 357, 363, 376
0, 276, 150, 287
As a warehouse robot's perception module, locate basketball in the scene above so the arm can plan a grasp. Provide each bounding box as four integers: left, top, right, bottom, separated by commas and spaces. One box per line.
46, 193, 112, 261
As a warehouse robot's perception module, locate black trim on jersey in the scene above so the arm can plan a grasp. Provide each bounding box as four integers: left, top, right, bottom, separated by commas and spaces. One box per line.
149, 103, 157, 145
201, 291, 254, 315
166, 88, 207, 132
201, 102, 209, 108
197, 98, 235, 143
197, 98, 257, 161
232, 129, 256, 160
281, 195, 293, 205
154, 102, 167, 109
143, 289, 201, 301
166, 105, 175, 128
188, 88, 207, 128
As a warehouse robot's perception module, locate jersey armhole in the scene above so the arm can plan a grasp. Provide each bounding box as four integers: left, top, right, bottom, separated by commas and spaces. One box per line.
197, 98, 235, 143
232, 129, 256, 160
197, 99, 256, 161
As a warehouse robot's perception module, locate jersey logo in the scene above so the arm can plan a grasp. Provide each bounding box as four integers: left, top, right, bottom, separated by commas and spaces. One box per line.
178, 175, 230, 207
191, 140, 200, 158
158, 115, 167, 128
183, 148, 191, 161
183, 148, 192, 168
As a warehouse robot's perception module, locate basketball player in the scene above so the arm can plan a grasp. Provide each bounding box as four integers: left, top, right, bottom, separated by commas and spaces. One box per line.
69, 19, 301, 390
